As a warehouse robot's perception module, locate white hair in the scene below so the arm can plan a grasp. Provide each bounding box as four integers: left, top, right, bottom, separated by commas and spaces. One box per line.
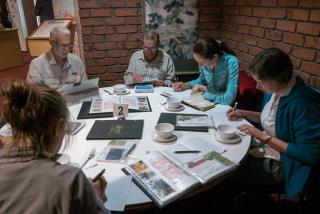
49, 26, 70, 43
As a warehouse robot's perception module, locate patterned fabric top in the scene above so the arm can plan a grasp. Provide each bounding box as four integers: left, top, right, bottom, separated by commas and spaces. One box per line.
188, 53, 239, 105
124, 50, 175, 85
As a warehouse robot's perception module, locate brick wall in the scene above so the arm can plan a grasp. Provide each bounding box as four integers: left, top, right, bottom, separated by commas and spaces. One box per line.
78, 0, 143, 87
78, 0, 320, 88
199, 0, 320, 88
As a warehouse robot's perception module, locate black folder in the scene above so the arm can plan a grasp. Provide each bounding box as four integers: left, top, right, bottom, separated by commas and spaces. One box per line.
157, 113, 209, 132
77, 97, 152, 119
86, 120, 144, 140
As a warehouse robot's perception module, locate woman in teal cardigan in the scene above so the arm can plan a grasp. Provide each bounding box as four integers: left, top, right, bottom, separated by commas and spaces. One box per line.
172, 38, 239, 105
227, 48, 320, 198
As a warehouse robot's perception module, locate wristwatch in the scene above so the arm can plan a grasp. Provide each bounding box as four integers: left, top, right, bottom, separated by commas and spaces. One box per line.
262, 135, 272, 144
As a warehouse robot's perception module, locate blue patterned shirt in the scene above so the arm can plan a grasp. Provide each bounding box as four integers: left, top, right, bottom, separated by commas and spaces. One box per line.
188, 53, 239, 105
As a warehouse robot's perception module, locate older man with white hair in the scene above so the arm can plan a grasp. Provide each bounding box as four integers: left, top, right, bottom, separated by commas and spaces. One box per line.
27, 26, 87, 91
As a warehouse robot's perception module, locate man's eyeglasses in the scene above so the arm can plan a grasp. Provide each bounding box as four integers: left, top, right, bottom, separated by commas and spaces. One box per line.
55, 42, 72, 49
143, 47, 157, 52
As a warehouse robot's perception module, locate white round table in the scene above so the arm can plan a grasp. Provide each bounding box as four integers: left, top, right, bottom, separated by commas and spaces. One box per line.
62, 86, 251, 209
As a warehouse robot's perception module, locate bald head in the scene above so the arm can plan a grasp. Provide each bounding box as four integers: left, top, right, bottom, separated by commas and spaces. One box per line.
49, 26, 71, 43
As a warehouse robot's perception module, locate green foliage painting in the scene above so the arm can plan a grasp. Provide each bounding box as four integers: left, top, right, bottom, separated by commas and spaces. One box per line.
145, 0, 199, 61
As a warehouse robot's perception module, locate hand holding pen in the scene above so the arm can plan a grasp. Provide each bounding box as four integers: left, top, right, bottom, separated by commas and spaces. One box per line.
232, 102, 238, 111
226, 102, 242, 121
91, 169, 107, 202
92, 169, 105, 182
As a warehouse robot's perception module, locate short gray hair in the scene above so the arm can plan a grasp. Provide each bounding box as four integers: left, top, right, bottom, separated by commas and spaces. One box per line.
49, 26, 70, 43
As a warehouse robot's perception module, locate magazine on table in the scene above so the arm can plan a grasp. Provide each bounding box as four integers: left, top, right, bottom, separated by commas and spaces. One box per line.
176, 115, 213, 127
97, 140, 136, 163
89, 96, 151, 114
122, 137, 237, 208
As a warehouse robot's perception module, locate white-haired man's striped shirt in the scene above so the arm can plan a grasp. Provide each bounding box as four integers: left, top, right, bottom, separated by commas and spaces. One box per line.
124, 50, 175, 85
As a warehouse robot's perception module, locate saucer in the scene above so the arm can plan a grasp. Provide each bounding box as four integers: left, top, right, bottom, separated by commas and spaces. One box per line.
114, 90, 130, 95
151, 131, 177, 143
214, 132, 241, 144
165, 104, 185, 112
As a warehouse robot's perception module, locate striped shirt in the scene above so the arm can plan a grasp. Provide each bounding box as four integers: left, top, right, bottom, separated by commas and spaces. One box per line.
124, 50, 175, 84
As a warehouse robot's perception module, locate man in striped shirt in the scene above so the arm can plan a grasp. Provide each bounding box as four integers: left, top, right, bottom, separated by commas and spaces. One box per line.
124, 30, 175, 86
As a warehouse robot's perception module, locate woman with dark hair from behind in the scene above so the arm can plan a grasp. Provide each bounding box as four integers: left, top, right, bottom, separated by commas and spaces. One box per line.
172, 38, 239, 105
0, 81, 110, 214
226, 48, 320, 203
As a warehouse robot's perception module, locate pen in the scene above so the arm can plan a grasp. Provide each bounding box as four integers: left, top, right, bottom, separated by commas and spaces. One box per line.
104, 90, 112, 95
126, 143, 136, 156
174, 150, 201, 154
92, 169, 105, 182
233, 102, 238, 111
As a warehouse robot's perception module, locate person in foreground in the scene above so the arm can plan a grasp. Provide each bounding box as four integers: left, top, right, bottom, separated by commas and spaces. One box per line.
227, 48, 320, 199
172, 38, 239, 105
0, 81, 110, 214
27, 26, 87, 91
124, 30, 175, 86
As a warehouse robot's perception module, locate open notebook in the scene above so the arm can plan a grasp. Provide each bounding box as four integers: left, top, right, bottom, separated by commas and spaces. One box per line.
122, 137, 238, 208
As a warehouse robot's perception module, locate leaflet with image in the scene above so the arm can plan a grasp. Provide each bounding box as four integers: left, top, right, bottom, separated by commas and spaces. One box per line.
122, 137, 237, 208
163, 137, 236, 184
89, 96, 151, 114
89, 97, 117, 114
176, 115, 213, 127
97, 140, 136, 163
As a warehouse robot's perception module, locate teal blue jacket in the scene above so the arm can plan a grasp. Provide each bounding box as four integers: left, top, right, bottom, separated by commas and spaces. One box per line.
188, 53, 239, 105
263, 77, 320, 197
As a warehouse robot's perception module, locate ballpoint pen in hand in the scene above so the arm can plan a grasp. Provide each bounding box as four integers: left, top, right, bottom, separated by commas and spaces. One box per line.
233, 102, 238, 111
92, 169, 106, 182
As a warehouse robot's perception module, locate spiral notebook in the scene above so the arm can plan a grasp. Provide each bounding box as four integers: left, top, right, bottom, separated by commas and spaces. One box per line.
122, 138, 237, 208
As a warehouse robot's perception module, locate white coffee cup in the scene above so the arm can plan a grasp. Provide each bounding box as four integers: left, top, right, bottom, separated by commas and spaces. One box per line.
217, 124, 236, 139
167, 97, 181, 109
113, 84, 126, 93
155, 123, 174, 139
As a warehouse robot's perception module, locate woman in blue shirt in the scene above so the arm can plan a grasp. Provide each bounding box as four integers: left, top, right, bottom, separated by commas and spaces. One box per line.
227, 48, 320, 199
172, 38, 239, 105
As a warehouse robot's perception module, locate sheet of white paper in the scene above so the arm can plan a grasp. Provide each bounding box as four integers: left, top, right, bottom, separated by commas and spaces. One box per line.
104, 175, 132, 211
0, 124, 12, 137
64, 78, 99, 95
